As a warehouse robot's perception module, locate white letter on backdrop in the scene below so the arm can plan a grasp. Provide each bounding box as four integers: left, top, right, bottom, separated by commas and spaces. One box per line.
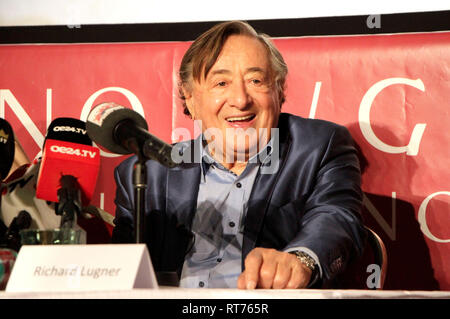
359, 78, 426, 156
418, 191, 450, 243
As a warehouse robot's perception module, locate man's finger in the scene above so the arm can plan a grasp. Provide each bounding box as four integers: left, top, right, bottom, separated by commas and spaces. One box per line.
272, 262, 292, 289
237, 272, 246, 289
258, 257, 278, 288
286, 262, 311, 289
243, 250, 263, 289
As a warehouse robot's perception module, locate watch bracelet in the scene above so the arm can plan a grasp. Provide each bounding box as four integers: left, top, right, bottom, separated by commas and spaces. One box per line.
290, 251, 316, 272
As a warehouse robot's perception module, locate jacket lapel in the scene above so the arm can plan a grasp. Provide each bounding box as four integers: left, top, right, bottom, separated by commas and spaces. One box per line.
242, 117, 292, 267
166, 140, 201, 230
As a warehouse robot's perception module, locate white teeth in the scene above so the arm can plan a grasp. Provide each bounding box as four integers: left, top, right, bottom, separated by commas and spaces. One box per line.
227, 115, 255, 122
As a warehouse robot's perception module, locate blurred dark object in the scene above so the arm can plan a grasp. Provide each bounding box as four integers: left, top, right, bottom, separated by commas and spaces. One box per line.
3, 210, 32, 252
156, 271, 180, 287
0, 118, 15, 181
5, 139, 30, 181
56, 175, 82, 229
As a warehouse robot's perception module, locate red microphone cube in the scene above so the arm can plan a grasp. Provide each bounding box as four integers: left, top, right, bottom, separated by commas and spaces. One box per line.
36, 139, 101, 206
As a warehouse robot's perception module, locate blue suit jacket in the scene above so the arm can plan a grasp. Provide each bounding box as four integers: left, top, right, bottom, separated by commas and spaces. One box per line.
112, 113, 367, 288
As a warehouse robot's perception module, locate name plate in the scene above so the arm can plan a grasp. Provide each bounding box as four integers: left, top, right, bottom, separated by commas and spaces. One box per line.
6, 244, 158, 292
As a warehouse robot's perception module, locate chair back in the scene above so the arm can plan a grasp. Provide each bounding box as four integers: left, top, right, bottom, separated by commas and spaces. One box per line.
336, 226, 388, 289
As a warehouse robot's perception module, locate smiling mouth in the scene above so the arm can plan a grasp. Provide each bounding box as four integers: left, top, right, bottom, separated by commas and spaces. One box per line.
226, 114, 256, 123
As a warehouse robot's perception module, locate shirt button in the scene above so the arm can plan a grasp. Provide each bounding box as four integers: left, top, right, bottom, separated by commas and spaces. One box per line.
236, 182, 242, 188
199, 281, 205, 287
229, 221, 235, 228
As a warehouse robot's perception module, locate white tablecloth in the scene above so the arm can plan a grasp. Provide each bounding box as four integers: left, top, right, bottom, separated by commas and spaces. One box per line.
0, 287, 449, 299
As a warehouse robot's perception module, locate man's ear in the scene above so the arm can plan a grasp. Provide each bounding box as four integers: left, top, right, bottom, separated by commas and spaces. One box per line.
182, 86, 196, 119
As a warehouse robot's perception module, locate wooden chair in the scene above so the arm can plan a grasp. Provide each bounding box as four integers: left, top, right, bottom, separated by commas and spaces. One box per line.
337, 226, 388, 289
365, 226, 388, 289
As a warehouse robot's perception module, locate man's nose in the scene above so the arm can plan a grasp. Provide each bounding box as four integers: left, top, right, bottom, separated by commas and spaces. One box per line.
228, 80, 251, 109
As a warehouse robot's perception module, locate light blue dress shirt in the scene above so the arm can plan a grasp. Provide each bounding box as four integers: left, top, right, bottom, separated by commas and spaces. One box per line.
179, 140, 272, 288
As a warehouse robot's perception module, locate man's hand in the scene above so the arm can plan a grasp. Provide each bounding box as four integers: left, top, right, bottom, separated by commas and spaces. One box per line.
237, 247, 312, 289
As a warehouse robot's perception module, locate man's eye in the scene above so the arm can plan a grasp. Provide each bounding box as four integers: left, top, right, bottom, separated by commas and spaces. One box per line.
251, 79, 263, 85
216, 81, 227, 87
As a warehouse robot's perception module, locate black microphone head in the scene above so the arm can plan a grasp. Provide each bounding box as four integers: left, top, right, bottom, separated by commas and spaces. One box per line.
45, 117, 92, 146
86, 102, 148, 155
0, 118, 15, 180
16, 210, 32, 229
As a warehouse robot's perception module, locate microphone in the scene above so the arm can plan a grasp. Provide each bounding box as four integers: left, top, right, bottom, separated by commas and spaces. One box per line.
86, 102, 177, 168
35, 118, 101, 210
0, 118, 15, 181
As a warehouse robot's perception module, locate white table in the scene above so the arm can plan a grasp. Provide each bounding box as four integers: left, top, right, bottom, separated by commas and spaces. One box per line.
1, 287, 449, 299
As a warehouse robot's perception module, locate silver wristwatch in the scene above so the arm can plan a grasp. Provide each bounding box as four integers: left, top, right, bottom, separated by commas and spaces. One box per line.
290, 251, 316, 272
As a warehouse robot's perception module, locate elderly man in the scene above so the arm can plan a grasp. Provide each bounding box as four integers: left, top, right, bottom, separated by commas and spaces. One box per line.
112, 21, 366, 289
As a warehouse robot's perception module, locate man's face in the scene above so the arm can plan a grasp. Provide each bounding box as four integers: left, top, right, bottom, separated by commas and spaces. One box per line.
184, 35, 281, 163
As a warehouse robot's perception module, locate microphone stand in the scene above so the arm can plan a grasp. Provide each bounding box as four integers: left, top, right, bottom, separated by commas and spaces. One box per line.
115, 125, 169, 273
111, 118, 186, 285
133, 156, 147, 244
125, 138, 147, 244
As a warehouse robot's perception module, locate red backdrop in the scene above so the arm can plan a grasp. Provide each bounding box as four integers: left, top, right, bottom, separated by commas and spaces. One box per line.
1, 31, 449, 290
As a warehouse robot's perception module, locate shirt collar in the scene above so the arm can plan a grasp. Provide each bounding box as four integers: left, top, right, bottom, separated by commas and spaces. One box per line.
199, 134, 274, 180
